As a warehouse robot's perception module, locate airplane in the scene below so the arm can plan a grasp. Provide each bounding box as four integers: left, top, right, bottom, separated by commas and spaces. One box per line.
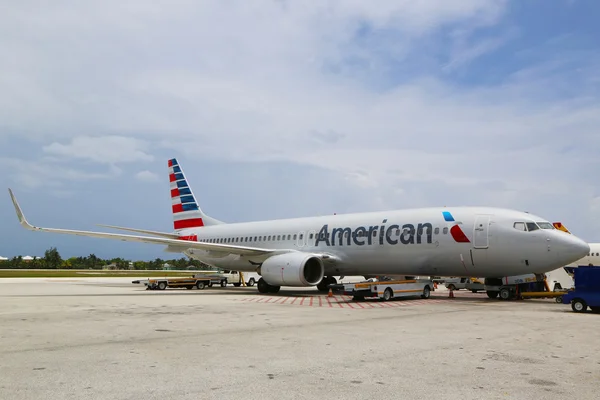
552, 222, 600, 268
7, 158, 590, 299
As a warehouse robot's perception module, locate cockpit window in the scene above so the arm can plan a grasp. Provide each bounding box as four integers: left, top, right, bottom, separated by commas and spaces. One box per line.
526, 222, 539, 231
513, 222, 526, 231
537, 222, 554, 229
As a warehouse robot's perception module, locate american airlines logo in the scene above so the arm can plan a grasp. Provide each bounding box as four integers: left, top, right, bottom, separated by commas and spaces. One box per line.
314, 220, 434, 247
314, 211, 470, 247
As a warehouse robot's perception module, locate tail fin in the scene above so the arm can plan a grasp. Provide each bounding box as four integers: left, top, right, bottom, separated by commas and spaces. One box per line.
169, 158, 224, 231
553, 222, 571, 234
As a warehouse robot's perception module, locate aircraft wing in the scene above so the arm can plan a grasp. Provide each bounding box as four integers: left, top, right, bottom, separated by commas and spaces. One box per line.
8, 189, 273, 257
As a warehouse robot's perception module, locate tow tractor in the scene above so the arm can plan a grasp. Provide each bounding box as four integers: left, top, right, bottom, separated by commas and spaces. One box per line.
560, 265, 600, 313
484, 273, 566, 301
338, 276, 434, 302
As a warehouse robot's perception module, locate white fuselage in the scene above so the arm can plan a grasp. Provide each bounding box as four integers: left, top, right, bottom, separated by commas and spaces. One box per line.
171, 206, 588, 279
567, 242, 600, 267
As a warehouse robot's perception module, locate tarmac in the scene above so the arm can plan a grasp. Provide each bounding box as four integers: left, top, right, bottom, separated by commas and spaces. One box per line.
1, 277, 599, 400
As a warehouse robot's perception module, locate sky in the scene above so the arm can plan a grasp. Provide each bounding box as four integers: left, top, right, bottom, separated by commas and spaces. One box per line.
0, 0, 599, 261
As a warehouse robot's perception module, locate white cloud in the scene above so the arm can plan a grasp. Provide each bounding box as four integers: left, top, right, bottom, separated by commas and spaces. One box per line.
135, 170, 159, 182
43, 136, 154, 164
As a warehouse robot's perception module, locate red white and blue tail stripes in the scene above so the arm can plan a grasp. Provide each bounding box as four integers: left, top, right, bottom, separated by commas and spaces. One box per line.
169, 158, 204, 230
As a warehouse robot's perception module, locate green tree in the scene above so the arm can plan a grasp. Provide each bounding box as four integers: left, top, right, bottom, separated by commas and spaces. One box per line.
43, 247, 62, 269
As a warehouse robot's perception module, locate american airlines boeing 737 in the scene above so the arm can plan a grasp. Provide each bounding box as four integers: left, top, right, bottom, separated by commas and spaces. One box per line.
8, 158, 589, 298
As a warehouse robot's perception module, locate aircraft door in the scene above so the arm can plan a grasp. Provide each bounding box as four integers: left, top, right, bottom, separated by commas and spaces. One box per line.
473, 215, 491, 249
296, 231, 306, 248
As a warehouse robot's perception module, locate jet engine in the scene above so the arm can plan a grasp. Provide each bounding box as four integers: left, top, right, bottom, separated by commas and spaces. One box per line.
260, 252, 325, 287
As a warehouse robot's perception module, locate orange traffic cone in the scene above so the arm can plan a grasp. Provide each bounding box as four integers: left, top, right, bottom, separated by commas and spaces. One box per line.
448, 288, 454, 298
328, 288, 333, 297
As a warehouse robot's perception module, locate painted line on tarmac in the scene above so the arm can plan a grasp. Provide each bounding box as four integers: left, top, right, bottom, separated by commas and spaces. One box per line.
235, 296, 453, 309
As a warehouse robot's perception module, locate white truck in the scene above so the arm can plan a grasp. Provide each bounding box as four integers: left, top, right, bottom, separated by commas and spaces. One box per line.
444, 277, 485, 293
214, 270, 261, 287
341, 277, 434, 301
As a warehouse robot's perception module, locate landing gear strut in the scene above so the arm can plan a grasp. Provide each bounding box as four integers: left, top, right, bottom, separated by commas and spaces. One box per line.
257, 278, 280, 294
317, 276, 337, 292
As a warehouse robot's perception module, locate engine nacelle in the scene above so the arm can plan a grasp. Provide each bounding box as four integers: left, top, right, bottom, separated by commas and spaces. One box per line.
260, 252, 325, 287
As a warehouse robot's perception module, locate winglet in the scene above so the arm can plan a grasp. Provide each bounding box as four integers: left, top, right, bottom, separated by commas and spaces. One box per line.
8, 188, 36, 231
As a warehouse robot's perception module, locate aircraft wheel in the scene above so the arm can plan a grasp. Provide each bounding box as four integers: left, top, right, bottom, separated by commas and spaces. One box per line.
268, 285, 281, 294
486, 291, 499, 299
257, 278, 270, 294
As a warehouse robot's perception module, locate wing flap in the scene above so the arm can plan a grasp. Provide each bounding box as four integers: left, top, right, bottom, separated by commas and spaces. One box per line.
96, 224, 180, 239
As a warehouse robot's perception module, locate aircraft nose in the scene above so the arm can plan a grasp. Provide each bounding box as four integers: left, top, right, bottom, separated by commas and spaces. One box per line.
558, 233, 589, 263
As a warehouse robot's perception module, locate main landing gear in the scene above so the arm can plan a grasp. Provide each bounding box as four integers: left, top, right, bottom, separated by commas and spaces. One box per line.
317, 276, 337, 292
257, 278, 280, 294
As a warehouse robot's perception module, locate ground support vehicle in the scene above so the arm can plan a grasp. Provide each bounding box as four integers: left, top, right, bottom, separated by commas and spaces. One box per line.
484, 273, 565, 301
341, 277, 433, 302
561, 266, 600, 313
135, 275, 213, 290
444, 277, 485, 292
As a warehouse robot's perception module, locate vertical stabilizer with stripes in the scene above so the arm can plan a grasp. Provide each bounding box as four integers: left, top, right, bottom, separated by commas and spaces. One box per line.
169, 158, 224, 232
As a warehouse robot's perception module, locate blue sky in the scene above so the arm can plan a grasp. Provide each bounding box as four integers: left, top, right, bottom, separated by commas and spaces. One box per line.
1, 0, 599, 261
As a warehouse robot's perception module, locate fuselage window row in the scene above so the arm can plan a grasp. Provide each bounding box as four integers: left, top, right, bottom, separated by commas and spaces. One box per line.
198, 225, 456, 244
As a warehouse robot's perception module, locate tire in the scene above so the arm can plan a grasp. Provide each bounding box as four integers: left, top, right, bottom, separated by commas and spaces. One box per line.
571, 299, 587, 313
500, 288, 511, 300
555, 296, 563, 304
247, 278, 255, 287
257, 278, 270, 294
220, 280, 227, 287
157, 282, 167, 290
196, 281, 205, 290
268, 285, 281, 294
383, 288, 393, 301
421, 286, 431, 299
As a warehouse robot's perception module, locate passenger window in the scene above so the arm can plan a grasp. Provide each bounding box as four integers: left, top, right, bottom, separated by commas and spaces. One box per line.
254, 236, 258, 241
513, 222, 526, 231
434, 227, 439, 235
309, 233, 313, 239
277, 235, 281, 240
373, 230, 377, 236
293, 234, 297, 240
526, 222, 539, 231
443, 227, 448, 234
299, 234, 303, 239
287, 234, 291, 240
